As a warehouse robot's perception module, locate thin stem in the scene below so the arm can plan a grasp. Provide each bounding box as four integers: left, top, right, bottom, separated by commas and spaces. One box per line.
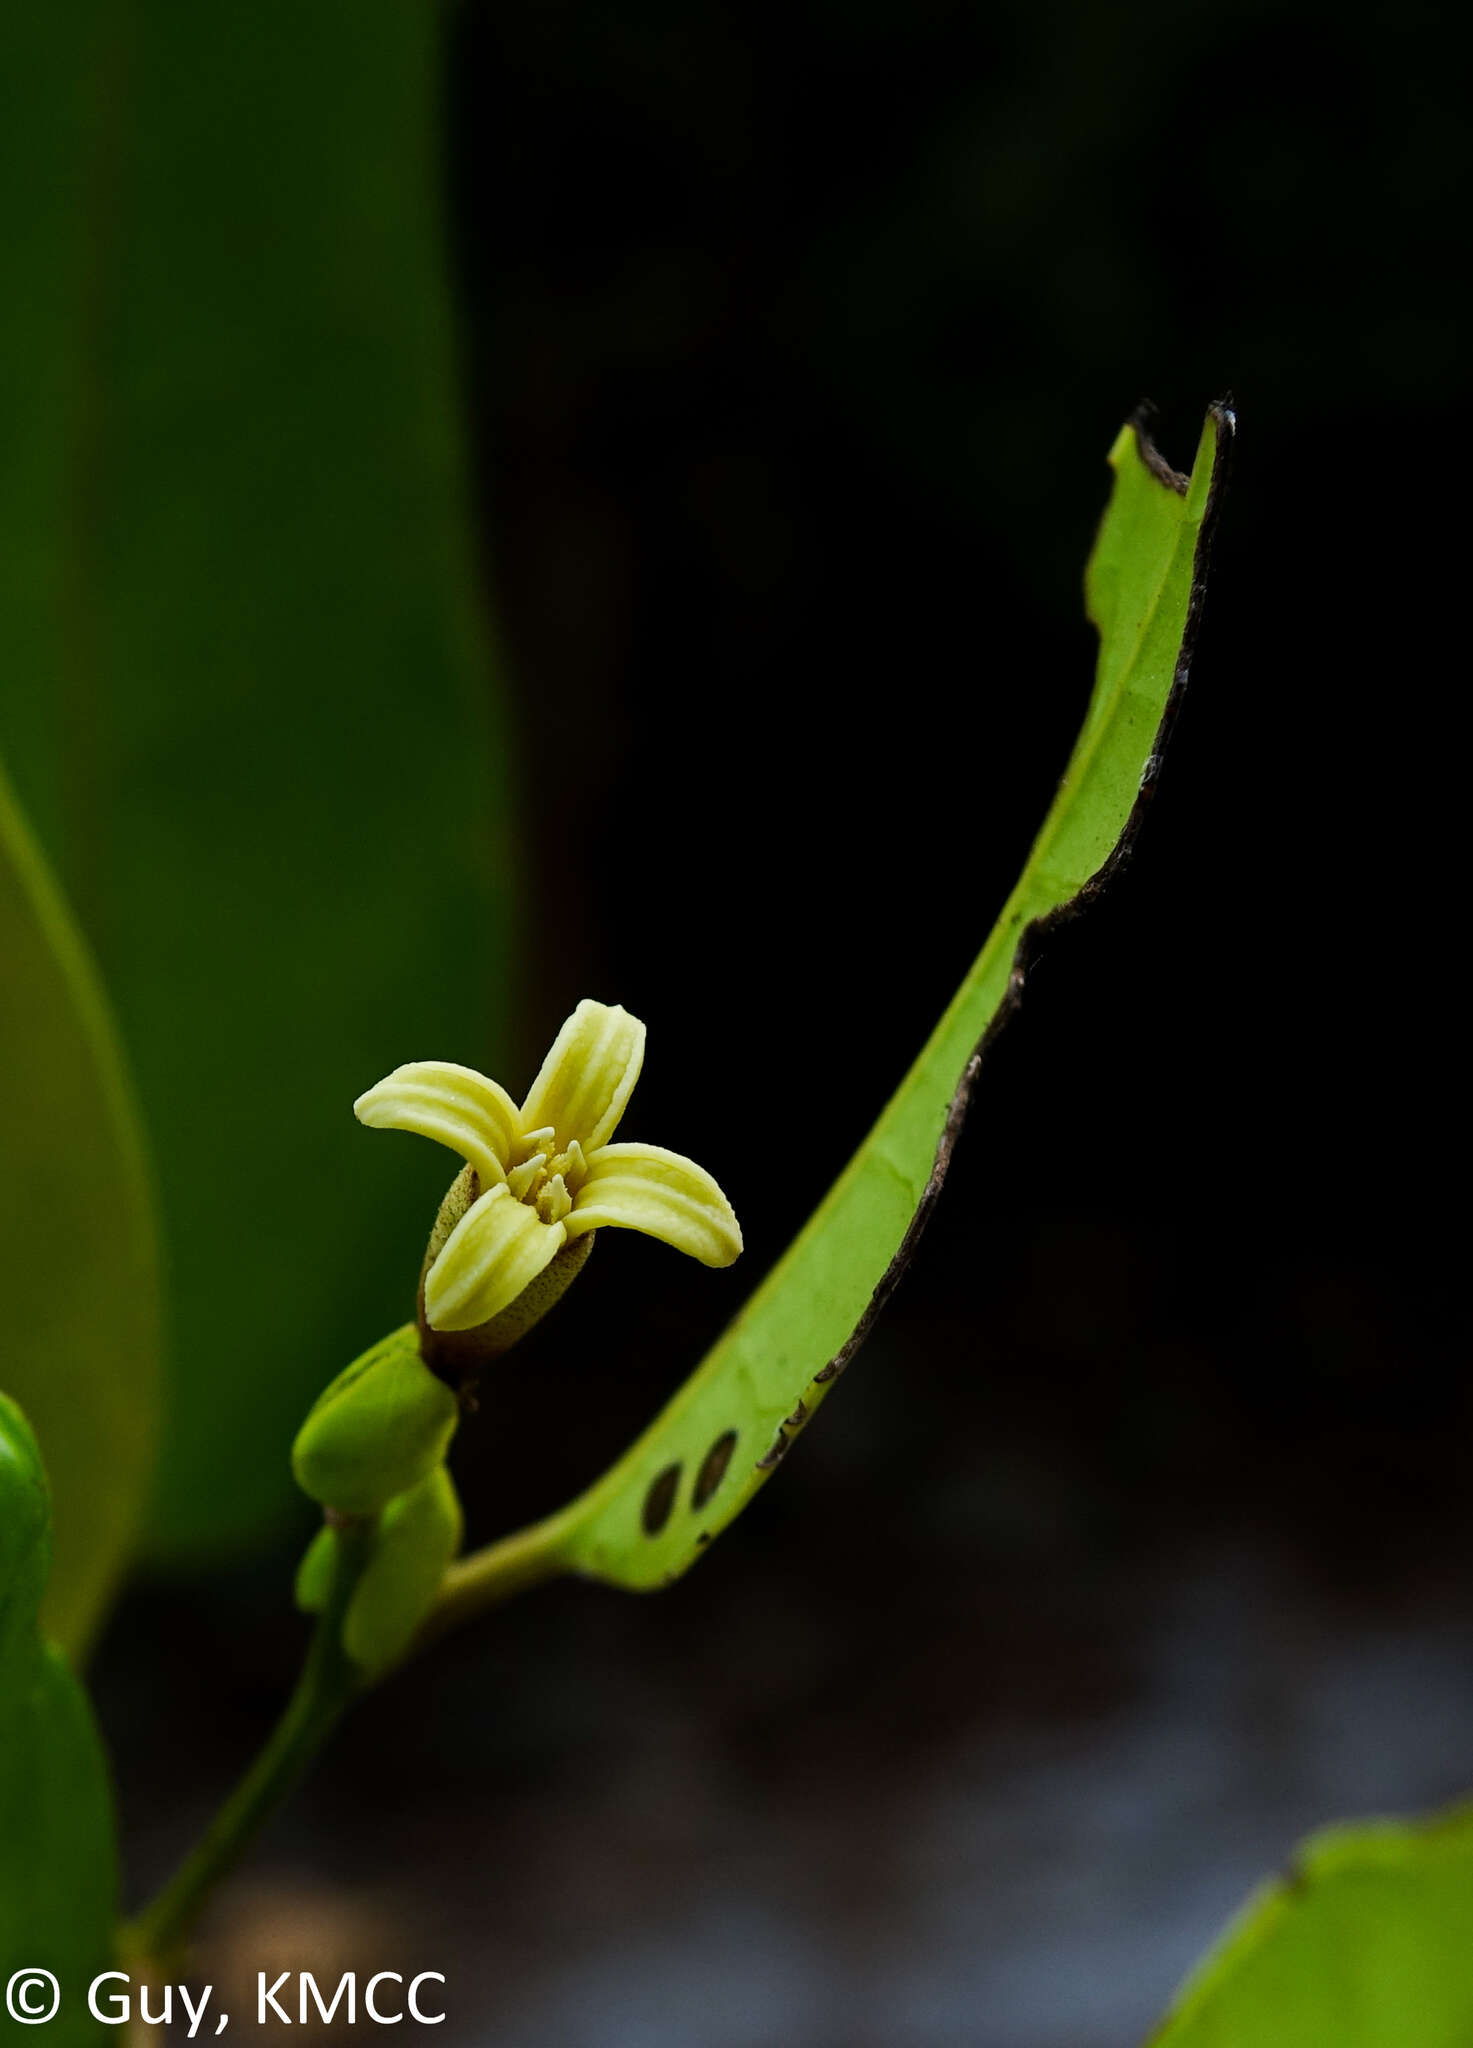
122, 1492, 577, 1963
415, 1505, 574, 1649
124, 1520, 372, 1968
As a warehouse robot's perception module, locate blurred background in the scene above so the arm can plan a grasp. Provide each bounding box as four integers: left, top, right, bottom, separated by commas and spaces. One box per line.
5, 0, 1472, 2041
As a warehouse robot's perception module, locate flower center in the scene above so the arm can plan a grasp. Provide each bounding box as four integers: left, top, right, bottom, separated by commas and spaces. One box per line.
505, 1127, 588, 1226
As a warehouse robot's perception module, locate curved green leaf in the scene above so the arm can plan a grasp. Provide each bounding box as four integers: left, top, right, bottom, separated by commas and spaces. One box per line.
538, 404, 1232, 1589
1, 1395, 117, 2043
0, 0, 513, 1560
0, 759, 160, 1655
1148, 1803, 1473, 2046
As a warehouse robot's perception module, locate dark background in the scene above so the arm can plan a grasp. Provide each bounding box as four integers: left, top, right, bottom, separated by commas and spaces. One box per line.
103, 2, 1473, 2042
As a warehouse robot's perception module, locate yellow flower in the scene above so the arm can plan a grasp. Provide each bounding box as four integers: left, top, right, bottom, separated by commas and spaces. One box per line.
354, 1000, 742, 1333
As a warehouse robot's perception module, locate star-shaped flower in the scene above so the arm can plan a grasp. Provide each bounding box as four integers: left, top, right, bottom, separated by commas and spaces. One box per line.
355, 1000, 742, 1333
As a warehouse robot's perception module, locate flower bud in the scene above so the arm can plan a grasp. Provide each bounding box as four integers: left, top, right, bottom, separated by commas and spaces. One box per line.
341, 1465, 463, 1674
293, 1524, 336, 1613
291, 1324, 459, 1516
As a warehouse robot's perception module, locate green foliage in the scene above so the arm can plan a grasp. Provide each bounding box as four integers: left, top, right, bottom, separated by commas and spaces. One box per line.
0, 761, 160, 1656
1149, 1805, 1473, 2046
0, 0, 514, 1565
0, 1397, 116, 2043
540, 405, 1232, 1588
292, 1325, 459, 1517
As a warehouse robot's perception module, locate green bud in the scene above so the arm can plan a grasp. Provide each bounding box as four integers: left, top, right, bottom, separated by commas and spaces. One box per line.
294, 1523, 337, 1613
291, 1323, 459, 1516
341, 1465, 463, 1675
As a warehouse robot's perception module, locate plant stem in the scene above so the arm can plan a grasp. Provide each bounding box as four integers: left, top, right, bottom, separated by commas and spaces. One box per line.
123, 1498, 576, 1963
415, 1504, 574, 1648
124, 1520, 372, 1967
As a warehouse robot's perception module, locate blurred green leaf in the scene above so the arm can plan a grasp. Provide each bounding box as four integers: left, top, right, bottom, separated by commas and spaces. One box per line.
1, 1395, 117, 2041
0, 759, 159, 1655
1148, 1804, 1473, 2046
544, 405, 1231, 1587
0, 0, 514, 1559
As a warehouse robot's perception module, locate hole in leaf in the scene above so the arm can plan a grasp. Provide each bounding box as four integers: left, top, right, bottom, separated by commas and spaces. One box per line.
692, 1429, 738, 1510
642, 1462, 682, 1536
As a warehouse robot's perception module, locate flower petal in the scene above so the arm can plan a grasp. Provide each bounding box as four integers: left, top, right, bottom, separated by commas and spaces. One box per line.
520, 999, 646, 1153
424, 1184, 567, 1331
565, 1142, 742, 1267
355, 1061, 520, 1187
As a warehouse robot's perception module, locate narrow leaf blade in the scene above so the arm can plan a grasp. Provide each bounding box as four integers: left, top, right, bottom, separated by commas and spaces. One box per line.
0, 760, 160, 1654
544, 404, 1232, 1589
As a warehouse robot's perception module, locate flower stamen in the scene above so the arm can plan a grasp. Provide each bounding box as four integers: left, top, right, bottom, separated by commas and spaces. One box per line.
505, 1153, 547, 1202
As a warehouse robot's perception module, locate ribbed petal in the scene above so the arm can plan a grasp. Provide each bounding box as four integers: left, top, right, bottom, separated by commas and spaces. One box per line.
355, 1061, 520, 1187
424, 1184, 567, 1332
564, 1142, 742, 1267
520, 999, 646, 1153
